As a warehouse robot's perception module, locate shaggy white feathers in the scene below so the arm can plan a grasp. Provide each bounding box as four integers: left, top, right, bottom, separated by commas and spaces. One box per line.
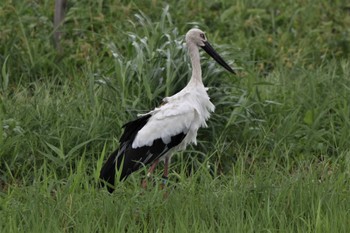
132, 83, 215, 149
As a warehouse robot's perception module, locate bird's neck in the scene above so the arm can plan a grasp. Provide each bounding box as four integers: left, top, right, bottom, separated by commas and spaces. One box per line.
188, 42, 203, 85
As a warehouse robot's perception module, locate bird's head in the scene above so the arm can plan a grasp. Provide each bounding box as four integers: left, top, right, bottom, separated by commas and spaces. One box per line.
185, 28, 235, 74
185, 28, 207, 47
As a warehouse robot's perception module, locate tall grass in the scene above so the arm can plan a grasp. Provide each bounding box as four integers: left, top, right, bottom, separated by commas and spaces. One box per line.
1, 0, 350, 232
1, 155, 349, 232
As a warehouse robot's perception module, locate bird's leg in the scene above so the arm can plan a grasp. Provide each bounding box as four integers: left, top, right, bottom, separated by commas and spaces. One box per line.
141, 159, 159, 189
160, 157, 169, 190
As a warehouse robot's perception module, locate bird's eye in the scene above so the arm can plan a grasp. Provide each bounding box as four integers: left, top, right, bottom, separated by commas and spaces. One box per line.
200, 33, 205, 39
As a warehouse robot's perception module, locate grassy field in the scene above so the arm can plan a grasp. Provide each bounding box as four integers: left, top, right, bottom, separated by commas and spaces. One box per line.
1, 0, 350, 232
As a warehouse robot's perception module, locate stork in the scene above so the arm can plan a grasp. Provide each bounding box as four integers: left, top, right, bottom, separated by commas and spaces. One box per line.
99, 28, 235, 192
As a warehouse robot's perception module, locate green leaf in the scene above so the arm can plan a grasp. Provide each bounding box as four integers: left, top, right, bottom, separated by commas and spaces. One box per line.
303, 109, 314, 126
1, 55, 10, 91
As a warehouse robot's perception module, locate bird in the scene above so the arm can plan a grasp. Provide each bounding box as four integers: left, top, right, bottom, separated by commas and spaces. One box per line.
99, 28, 235, 192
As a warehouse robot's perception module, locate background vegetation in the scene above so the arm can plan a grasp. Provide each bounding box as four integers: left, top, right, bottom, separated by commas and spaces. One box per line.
1, 0, 350, 232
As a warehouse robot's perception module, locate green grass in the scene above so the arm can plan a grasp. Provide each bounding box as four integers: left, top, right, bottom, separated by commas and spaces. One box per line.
1, 156, 349, 232
1, 0, 350, 232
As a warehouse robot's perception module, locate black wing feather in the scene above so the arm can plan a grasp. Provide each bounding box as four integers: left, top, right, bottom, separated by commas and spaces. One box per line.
99, 114, 186, 193
120, 114, 152, 143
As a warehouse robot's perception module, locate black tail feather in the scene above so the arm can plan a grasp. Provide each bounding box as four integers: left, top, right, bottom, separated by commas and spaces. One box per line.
99, 114, 151, 193
99, 149, 119, 193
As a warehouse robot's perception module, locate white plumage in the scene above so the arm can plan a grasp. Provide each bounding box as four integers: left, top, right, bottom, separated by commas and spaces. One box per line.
133, 83, 215, 149
99, 28, 235, 192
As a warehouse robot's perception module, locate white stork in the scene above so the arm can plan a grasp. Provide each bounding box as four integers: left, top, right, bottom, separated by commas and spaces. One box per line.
100, 28, 235, 192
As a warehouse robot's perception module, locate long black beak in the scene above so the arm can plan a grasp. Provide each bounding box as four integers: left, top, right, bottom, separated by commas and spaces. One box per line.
201, 41, 235, 74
